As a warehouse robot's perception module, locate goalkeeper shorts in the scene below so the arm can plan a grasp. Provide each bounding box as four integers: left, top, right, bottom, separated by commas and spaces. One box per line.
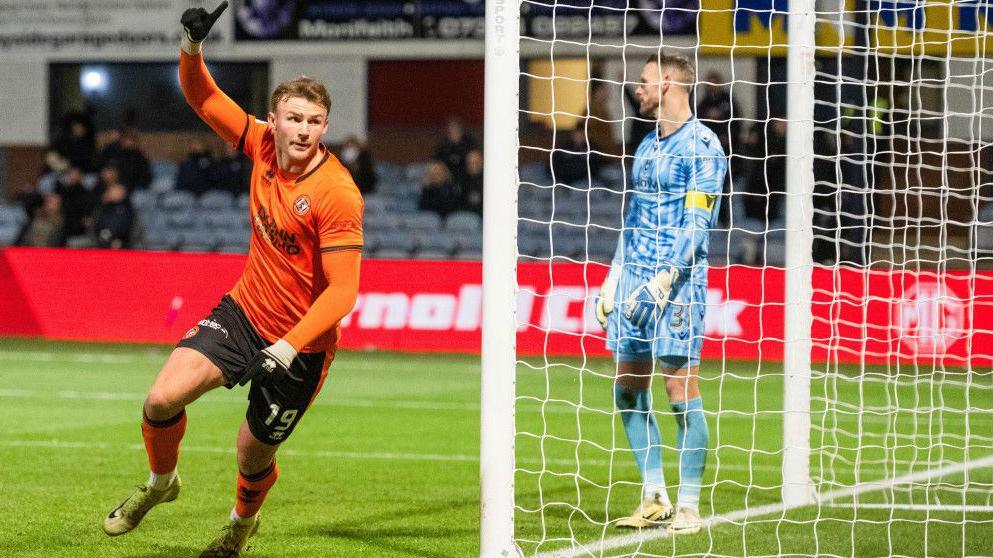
606, 268, 707, 368
177, 295, 331, 445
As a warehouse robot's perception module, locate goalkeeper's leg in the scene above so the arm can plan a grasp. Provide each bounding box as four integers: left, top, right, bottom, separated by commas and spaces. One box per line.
660, 355, 708, 535
614, 356, 673, 529
104, 348, 226, 536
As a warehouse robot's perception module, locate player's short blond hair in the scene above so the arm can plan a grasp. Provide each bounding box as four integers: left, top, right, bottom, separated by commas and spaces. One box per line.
270, 76, 332, 116
646, 52, 695, 94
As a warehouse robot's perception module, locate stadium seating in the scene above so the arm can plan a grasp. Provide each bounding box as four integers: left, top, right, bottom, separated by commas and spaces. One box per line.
0, 204, 26, 245
3, 160, 778, 264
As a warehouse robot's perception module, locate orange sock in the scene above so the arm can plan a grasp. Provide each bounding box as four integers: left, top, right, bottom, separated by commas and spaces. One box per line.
141, 410, 187, 475
235, 461, 279, 519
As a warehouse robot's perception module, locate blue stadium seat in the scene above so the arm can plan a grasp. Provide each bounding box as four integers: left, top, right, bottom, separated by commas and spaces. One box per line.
0, 223, 19, 246
237, 192, 251, 210
416, 233, 456, 258
402, 212, 443, 233
178, 228, 218, 252
445, 211, 481, 233
160, 191, 196, 213
0, 204, 27, 228
151, 160, 178, 181
143, 229, 181, 251
204, 210, 245, 230
131, 190, 158, 212
199, 190, 234, 211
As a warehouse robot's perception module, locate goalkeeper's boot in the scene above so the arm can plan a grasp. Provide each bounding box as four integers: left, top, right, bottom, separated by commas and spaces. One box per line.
614, 494, 673, 529
667, 506, 703, 535
103, 475, 181, 536
199, 516, 260, 558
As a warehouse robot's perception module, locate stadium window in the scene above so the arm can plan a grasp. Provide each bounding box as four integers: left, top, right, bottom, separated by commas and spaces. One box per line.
48, 62, 269, 137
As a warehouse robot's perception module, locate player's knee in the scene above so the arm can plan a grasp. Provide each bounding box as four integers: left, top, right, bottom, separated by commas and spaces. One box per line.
664, 375, 690, 400
144, 390, 181, 421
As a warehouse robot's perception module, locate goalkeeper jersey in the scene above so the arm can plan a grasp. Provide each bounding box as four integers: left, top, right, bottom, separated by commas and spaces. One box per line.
617, 118, 727, 287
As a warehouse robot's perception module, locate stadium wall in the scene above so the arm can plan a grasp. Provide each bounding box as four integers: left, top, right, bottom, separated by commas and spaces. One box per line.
0, 248, 989, 367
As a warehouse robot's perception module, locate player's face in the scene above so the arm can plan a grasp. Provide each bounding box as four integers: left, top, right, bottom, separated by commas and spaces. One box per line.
268, 96, 329, 167
635, 62, 663, 119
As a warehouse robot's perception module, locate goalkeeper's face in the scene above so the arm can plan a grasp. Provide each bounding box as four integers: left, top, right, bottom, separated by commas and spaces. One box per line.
268, 96, 329, 167
635, 62, 662, 119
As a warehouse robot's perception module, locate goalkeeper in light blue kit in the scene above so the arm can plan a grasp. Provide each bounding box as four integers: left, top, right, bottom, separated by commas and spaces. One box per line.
597, 53, 727, 534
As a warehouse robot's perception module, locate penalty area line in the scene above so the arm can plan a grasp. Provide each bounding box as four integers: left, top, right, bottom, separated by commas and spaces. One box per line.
535, 454, 993, 558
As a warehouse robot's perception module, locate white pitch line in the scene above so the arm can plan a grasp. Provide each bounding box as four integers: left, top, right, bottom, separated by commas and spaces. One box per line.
823, 503, 993, 513
535, 454, 993, 558
0, 439, 782, 472
2, 389, 987, 427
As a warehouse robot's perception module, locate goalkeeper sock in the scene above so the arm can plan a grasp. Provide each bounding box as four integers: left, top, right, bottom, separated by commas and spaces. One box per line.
614, 384, 669, 504
234, 460, 278, 520
671, 397, 708, 510
141, 410, 186, 485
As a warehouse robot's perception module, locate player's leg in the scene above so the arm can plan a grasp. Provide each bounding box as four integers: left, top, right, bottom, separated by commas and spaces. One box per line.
660, 358, 707, 514
200, 353, 328, 557
613, 356, 674, 528
104, 348, 226, 536
656, 296, 709, 535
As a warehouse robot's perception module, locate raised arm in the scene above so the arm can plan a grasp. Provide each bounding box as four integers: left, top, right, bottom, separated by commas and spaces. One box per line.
178, 1, 246, 146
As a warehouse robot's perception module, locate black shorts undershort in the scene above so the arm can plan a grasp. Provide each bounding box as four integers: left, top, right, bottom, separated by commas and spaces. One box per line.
177, 295, 328, 445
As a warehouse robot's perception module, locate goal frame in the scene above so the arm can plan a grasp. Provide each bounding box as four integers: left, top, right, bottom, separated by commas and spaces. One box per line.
479, 0, 819, 554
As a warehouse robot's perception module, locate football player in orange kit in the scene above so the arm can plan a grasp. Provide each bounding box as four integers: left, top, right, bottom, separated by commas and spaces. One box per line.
101, 3, 363, 556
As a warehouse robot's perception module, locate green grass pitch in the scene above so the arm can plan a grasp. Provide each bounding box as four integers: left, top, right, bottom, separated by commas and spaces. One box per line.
0, 338, 990, 557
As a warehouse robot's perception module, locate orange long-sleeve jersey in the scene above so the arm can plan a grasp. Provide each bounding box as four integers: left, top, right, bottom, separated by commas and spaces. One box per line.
179, 50, 363, 354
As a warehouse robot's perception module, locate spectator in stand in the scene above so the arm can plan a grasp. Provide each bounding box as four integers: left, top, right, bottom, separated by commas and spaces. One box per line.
209, 142, 252, 194
463, 148, 483, 215
92, 180, 134, 249
336, 135, 377, 194
36, 150, 71, 194
583, 79, 618, 158
97, 128, 152, 191
53, 112, 97, 172
764, 119, 787, 222
418, 159, 462, 218
55, 166, 95, 243
550, 127, 600, 184
436, 116, 476, 185
741, 123, 767, 221
696, 71, 740, 158
17, 194, 64, 248
176, 138, 215, 196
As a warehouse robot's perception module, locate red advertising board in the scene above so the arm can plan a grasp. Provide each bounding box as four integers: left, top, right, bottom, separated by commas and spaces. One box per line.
1, 248, 990, 366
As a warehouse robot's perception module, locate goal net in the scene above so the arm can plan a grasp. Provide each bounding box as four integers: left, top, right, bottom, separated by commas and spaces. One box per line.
481, 1, 993, 557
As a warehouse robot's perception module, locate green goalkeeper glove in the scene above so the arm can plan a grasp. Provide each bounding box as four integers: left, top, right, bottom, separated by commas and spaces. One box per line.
180, 1, 228, 55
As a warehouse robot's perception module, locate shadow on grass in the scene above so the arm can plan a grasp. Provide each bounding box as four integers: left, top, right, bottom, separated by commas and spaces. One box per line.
303, 498, 478, 558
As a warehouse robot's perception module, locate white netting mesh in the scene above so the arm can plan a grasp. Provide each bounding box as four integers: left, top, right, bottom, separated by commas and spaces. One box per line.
509, 1, 993, 556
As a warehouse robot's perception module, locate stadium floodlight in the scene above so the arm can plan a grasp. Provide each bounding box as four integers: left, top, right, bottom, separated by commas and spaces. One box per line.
482, 1, 993, 557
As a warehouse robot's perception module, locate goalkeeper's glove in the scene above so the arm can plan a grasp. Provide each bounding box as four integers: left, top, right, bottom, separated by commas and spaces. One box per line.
623, 266, 679, 329
595, 267, 621, 330
180, 0, 228, 55
238, 339, 297, 387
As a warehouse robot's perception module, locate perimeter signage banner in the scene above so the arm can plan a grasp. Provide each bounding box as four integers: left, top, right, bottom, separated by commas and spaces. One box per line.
1, 249, 990, 367
231, 0, 700, 41
0, 0, 224, 53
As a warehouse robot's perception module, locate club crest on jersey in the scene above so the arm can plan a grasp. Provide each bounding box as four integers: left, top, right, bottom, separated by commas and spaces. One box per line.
293, 195, 311, 216
183, 326, 199, 339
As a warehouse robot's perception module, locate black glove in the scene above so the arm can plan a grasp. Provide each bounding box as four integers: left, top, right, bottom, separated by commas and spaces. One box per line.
181, 1, 229, 43
238, 341, 296, 387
